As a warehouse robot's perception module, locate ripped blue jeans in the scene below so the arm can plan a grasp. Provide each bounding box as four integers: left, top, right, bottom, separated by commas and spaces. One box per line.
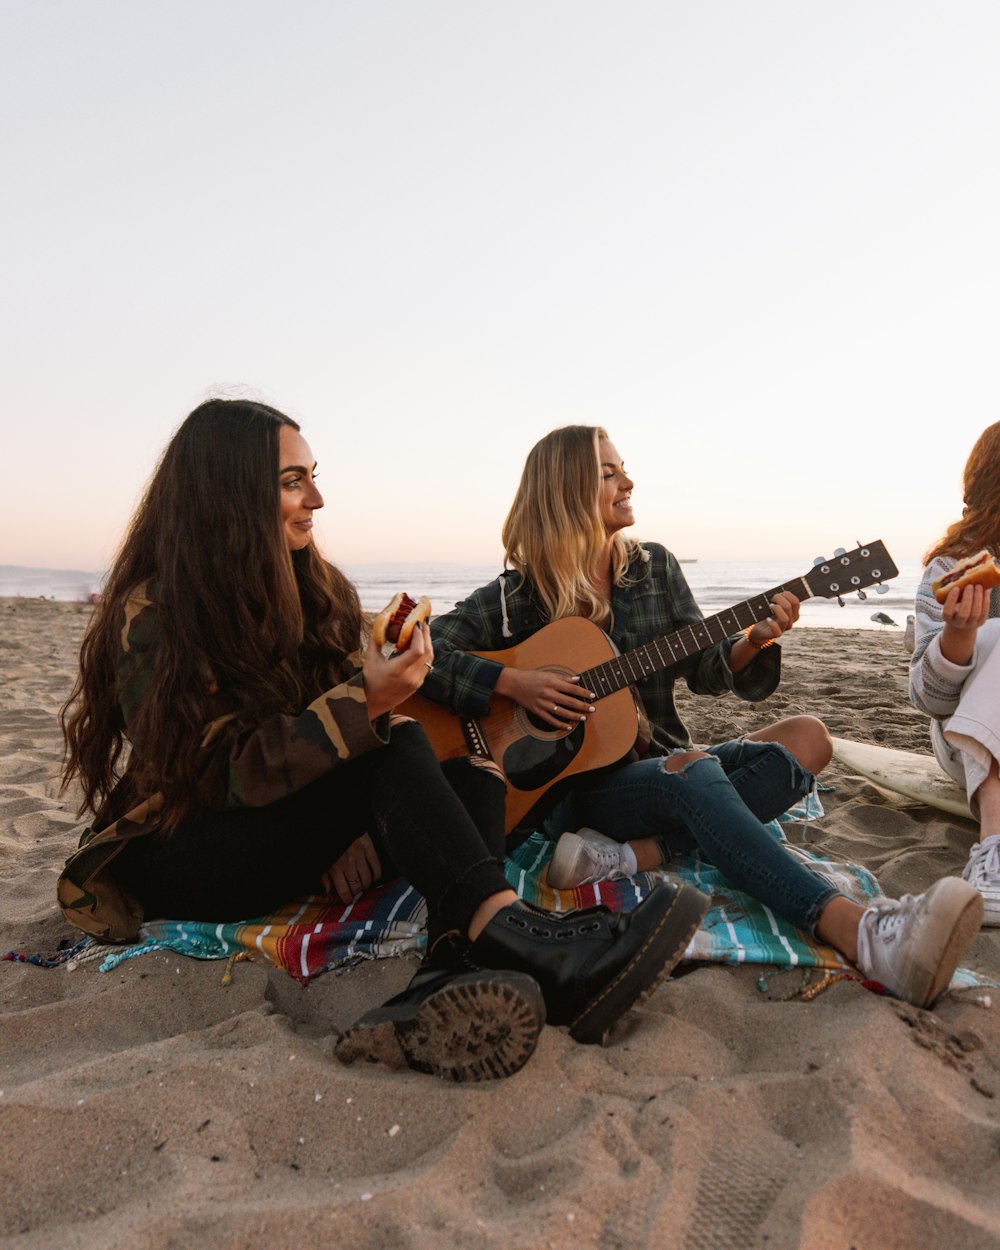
544, 738, 841, 935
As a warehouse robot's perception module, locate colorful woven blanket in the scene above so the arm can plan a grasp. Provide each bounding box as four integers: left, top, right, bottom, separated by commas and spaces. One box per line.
96, 800, 889, 982
9, 795, 992, 997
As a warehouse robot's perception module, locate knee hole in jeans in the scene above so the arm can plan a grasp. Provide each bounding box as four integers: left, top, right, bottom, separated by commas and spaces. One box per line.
468, 757, 506, 787
662, 751, 713, 775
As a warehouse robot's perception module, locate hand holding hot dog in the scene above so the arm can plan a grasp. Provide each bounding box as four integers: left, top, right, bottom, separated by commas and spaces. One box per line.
932, 551, 1000, 602
364, 593, 434, 718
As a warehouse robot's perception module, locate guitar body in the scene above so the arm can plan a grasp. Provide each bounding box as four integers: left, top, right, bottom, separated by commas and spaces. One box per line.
399, 617, 646, 832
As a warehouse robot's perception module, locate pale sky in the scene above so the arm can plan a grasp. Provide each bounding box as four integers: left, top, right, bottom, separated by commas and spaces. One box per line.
3, 1, 998, 574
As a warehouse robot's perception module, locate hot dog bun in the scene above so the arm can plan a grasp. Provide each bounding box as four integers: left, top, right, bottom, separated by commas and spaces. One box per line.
372, 593, 405, 648
932, 550, 1000, 603
372, 592, 432, 651
395, 595, 432, 651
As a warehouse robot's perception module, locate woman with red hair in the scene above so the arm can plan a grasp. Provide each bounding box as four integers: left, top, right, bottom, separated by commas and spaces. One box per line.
911, 421, 1000, 924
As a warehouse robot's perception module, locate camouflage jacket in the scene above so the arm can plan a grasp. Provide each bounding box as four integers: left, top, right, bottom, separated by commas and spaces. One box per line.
57, 583, 388, 942
423, 542, 781, 756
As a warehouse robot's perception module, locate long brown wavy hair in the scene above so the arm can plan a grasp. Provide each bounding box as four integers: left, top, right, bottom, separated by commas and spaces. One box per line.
924, 420, 1000, 564
61, 398, 363, 828
502, 425, 642, 621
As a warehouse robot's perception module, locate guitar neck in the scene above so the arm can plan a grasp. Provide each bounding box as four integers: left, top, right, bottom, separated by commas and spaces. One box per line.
580, 576, 812, 699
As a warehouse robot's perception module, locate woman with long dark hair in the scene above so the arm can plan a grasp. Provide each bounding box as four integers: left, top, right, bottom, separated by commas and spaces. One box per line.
58, 399, 708, 1083
911, 420, 1000, 923
423, 425, 983, 1008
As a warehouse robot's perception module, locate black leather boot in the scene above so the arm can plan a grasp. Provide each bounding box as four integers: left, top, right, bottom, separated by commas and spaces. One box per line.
469, 880, 708, 1044
334, 959, 545, 1082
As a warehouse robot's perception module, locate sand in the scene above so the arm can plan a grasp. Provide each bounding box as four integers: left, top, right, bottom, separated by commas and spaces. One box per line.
3, 599, 1000, 1250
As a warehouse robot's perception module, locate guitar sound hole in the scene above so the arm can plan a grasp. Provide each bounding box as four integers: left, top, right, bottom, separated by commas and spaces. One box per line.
503, 720, 586, 792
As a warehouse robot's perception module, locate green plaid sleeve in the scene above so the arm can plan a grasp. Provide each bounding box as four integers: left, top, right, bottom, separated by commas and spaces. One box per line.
659, 550, 780, 703
424, 579, 512, 715
611, 545, 780, 747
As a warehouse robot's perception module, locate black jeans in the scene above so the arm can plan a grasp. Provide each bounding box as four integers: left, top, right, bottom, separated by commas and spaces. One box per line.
116, 722, 510, 941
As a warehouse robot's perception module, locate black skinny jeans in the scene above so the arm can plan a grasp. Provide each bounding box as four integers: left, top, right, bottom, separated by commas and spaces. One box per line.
116, 722, 511, 942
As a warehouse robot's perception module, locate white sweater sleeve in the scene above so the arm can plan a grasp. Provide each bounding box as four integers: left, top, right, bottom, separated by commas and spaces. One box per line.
909, 556, 986, 719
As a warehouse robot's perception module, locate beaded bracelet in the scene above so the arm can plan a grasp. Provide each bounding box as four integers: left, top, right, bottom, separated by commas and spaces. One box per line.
743, 625, 778, 650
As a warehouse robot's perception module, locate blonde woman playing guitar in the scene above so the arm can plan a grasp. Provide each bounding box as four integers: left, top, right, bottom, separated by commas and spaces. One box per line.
418, 426, 982, 1010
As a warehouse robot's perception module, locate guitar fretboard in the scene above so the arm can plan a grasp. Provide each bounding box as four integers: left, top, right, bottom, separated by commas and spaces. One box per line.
580, 577, 811, 699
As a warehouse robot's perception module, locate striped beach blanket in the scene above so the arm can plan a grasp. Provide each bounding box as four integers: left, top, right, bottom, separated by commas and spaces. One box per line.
96, 798, 890, 982
11, 795, 992, 997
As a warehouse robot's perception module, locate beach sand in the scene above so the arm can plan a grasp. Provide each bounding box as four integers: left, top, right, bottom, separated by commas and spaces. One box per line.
3, 600, 1000, 1250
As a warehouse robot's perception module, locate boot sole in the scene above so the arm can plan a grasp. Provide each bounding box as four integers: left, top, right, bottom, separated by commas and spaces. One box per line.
334, 970, 545, 1082
568, 882, 709, 1045
893, 877, 984, 1008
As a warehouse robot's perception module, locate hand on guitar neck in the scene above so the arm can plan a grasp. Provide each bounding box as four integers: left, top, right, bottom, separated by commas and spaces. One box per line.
728, 590, 801, 672
494, 666, 596, 730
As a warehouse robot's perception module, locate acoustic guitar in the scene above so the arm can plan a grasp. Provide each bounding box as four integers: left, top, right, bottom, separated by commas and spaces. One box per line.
401, 540, 898, 832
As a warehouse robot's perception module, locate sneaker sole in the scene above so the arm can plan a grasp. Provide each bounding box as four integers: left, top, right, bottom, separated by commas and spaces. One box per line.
971, 882, 1000, 926
568, 883, 710, 1045
334, 971, 545, 1082
894, 877, 984, 1008
962, 872, 1000, 927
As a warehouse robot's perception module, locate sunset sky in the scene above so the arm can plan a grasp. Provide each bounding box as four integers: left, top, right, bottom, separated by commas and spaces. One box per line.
3, 1, 998, 575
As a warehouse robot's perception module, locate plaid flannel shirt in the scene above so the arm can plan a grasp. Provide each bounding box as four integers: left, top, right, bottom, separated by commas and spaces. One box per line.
424, 542, 781, 754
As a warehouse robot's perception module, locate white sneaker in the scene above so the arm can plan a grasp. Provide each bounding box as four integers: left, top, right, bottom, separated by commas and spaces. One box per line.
548, 828, 637, 889
961, 835, 1000, 926
856, 877, 983, 1008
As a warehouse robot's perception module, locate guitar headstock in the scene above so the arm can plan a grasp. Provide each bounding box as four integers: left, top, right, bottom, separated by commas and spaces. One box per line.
804, 540, 898, 601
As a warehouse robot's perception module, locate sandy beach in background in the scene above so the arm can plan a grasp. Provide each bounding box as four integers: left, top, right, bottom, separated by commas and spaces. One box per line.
3, 599, 1000, 1250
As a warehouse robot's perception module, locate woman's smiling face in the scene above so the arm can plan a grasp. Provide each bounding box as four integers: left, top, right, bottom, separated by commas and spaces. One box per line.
598, 437, 635, 535
278, 425, 324, 550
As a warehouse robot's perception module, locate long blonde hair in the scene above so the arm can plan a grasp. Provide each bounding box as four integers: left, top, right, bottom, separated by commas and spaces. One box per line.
925, 420, 1000, 564
502, 425, 641, 621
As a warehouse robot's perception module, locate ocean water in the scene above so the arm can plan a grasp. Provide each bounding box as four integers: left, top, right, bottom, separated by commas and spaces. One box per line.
0, 565, 105, 602
2, 555, 922, 631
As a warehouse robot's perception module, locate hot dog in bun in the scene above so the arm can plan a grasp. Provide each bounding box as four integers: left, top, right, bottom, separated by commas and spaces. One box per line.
372, 592, 432, 651
932, 550, 1000, 603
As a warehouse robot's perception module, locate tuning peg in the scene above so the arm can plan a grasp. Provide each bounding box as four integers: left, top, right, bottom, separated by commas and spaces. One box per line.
837, 595, 845, 607
857, 589, 867, 600
833, 547, 846, 557
875, 583, 889, 595
813, 556, 827, 566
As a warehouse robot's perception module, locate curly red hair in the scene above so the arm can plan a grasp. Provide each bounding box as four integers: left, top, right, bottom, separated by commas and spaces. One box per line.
925, 421, 1000, 563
